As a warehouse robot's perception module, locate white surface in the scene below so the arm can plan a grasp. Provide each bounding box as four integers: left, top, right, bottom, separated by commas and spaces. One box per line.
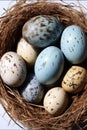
0, 0, 86, 130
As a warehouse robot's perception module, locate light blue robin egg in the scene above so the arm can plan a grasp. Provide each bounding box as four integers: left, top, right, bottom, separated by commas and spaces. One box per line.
60, 25, 87, 64
21, 73, 44, 104
22, 15, 63, 47
34, 46, 64, 85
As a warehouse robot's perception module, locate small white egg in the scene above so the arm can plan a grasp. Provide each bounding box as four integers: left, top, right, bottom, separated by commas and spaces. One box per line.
17, 38, 38, 66
62, 66, 87, 94
43, 87, 68, 116
0, 51, 27, 87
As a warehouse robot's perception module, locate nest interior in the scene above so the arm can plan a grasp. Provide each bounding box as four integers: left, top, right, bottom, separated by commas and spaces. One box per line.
0, 1, 87, 130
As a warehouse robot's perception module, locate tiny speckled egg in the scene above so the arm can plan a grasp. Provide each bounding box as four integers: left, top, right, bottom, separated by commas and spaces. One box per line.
34, 46, 64, 85
62, 66, 87, 94
0, 51, 27, 87
22, 15, 63, 47
21, 73, 44, 104
16, 38, 38, 66
60, 25, 87, 64
43, 87, 68, 116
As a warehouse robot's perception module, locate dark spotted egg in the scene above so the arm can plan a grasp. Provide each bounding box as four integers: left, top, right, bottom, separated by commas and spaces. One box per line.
62, 66, 87, 94
60, 25, 87, 64
22, 15, 63, 47
21, 73, 44, 104
34, 46, 64, 85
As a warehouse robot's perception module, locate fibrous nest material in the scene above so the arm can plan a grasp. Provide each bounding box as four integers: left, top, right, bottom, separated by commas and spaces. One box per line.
0, 1, 87, 130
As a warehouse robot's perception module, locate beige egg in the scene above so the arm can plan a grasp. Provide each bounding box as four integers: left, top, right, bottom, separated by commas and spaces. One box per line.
17, 38, 38, 66
43, 87, 68, 116
62, 66, 87, 94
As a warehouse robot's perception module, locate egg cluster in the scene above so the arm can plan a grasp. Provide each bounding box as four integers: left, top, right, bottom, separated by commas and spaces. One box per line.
0, 15, 87, 116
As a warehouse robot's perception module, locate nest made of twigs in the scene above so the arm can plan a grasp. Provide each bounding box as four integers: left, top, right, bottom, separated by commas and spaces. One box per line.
0, 1, 87, 130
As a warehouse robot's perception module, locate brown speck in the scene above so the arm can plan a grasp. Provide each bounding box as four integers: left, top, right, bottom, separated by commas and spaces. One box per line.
47, 28, 52, 33
14, 63, 17, 68
56, 103, 59, 105
48, 94, 50, 96
39, 37, 44, 41
12, 70, 14, 74
40, 22, 46, 27
51, 108, 54, 111
63, 81, 66, 85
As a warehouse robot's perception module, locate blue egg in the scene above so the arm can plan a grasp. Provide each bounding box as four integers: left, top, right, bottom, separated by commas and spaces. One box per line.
34, 46, 64, 85
60, 25, 87, 64
21, 73, 44, 104
22, 15, 63, 47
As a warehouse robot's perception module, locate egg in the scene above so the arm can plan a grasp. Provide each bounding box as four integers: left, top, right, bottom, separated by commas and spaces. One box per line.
22, 15, 63, 47
60, 25, 87, 64
62, 66, 87, 94
16, 38, 38, 66
21, 73, 44, 104
0, 51, 27, 87
43, 87, 68, 116
34, 46, 64, 85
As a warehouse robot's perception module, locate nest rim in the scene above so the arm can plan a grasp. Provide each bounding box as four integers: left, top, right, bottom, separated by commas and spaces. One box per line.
0, 1, 87, 130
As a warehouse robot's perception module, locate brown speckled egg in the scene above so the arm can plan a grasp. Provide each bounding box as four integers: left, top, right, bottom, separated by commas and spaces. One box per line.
0, 51, 27, 87
43, 87, 68, 116
62, 66, 87, 94
17, 38, 38, 66
22, 15, 63, 48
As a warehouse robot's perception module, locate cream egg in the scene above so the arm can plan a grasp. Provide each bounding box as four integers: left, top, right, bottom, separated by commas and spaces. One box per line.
17, 38, 38, 66
0, 51, 27, 87
43, 87, 68, 116
62, 66, 87, 94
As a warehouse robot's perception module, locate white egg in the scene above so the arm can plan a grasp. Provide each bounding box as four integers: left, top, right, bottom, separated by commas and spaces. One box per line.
17, 38, 38, 66
0, 51, 27, 87
43, 87, 68, 116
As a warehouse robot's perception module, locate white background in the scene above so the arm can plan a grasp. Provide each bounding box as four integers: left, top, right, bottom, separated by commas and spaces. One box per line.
0, 0, 87, 130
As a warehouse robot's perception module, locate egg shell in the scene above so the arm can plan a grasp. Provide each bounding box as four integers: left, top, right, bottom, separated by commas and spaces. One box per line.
43, 87, 68, 116
22, 15, 63, 48
0, 51, 27, 87
16, 38, 38, 66
21, 73, 44, 104
62, 66, 87, 94
60, 25, 87, 64
34, 46, 64, 85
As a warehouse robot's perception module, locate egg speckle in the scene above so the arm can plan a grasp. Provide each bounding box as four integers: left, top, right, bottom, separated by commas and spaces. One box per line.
21, 73, 44, 104
62, 66, 87, 93
34, 46, 64, 85
16, 38, 38, 66
43, 87, 68, 116
60, 25, 87, 64
22, 15, 63, 47
0, 51, 27, 87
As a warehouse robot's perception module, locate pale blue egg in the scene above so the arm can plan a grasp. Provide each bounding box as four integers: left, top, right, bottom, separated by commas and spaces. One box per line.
21, 73, 44, 104
60, 25, 87, 64
34, 46, 64, 85
22, 15, 63, 47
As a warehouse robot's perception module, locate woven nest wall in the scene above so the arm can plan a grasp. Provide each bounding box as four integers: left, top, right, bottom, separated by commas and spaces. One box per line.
0, 1, 87, 130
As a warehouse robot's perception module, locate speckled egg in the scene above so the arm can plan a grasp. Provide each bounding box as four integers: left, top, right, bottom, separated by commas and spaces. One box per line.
60, 25, 87, 64
43, 87, 68, 116
21, 73, 44, 104
0, 51, 27, 87
34, 46, 64, 85
16, 38, 38, 66
22, 15, 63, 47
62, 66, 87, 94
